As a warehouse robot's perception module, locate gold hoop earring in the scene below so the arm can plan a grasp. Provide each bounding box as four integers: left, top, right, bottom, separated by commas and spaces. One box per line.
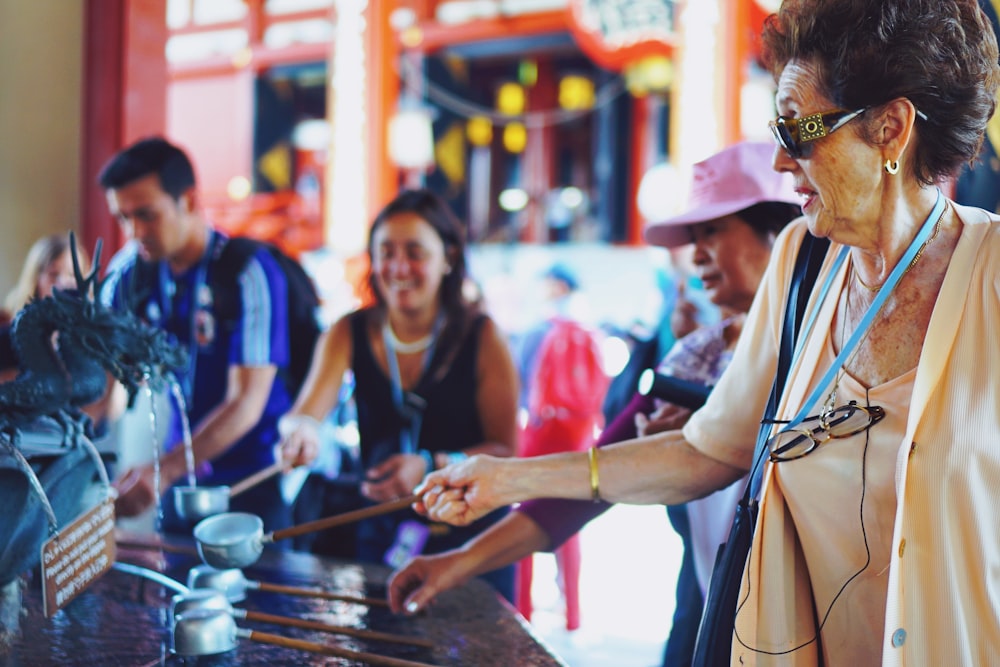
884, 158, 900, 175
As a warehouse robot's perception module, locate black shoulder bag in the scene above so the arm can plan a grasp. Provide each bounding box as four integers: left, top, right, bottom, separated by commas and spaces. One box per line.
691, 232, 830, 667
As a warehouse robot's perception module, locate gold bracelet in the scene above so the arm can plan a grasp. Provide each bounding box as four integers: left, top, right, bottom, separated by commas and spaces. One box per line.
588, 446, 600, 502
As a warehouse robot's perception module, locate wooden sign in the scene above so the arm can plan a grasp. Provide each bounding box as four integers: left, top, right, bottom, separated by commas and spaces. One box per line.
41, 498, 116, 618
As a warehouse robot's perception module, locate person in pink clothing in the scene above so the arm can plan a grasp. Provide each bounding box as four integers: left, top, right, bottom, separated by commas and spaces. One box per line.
407, 1, 1000, 664
513, 263, 608, 630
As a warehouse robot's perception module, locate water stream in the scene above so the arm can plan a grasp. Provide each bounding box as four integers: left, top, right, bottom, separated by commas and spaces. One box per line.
143, 384, 164, 529
167, 377, 197, 488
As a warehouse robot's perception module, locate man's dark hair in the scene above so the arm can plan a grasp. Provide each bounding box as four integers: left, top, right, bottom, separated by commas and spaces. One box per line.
97, 137, 196, 200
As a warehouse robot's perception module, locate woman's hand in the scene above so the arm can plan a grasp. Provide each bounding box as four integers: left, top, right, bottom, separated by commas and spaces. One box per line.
634, 403, 692, 436
277, 414, 322, 468
361, 453, 427, 502
414, 455, 518, 526
387, 549, 474, 614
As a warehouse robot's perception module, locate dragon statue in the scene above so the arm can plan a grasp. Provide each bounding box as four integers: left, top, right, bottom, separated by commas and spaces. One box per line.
0, 233, 185, 643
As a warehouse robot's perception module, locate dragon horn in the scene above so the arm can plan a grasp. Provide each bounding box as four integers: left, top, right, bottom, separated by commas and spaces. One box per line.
69, 231, 85, 290
91, 238, 106, 299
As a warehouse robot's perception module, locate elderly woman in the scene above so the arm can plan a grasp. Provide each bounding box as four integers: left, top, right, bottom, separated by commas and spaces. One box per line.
411, 1, 1000, 663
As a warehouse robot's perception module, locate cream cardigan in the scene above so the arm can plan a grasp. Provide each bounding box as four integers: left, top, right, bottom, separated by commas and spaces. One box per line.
684, 203, 1000, 666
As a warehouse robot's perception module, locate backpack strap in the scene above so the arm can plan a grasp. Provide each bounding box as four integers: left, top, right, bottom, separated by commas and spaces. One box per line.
212, 236, 256, 326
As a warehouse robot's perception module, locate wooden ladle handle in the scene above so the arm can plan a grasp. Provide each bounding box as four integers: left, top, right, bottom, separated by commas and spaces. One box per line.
268, 494, 420, 542
246, 629, 442, 667
228, 461, 285, 498
242, 609, 432, 648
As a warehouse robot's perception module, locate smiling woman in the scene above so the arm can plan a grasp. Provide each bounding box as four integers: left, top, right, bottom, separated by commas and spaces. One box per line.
278, 188, 520, 602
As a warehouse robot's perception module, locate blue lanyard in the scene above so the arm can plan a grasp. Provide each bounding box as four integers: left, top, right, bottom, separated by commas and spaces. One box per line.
158, 229, 215, 405
782, 190, 945, 429
382, 316, 441, 454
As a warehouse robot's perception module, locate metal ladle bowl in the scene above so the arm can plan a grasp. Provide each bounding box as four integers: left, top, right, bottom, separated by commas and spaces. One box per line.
173, 485, 230, 522
187, 564, 248, 602
187, 563, 391, 608
192, 494, 420, 570
170, 589, 231, 625
172, 607, 442, 665
193, 512, 264, 569
174, 460, 287, 522
171, 585, 434, 650
172, 607, 239, 656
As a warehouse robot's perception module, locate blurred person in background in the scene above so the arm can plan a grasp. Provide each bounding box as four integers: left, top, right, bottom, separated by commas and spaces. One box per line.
513, 262, 608, 629
1, 233, 81, 328
281, 188, 518, 601
100, 137, 299, 536
1, 234, 83, 378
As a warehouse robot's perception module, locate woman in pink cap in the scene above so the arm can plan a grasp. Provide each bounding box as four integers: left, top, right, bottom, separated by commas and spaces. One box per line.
388, 141, 800, 665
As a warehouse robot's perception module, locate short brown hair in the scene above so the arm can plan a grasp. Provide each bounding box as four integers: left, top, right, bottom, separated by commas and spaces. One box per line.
762, 0, 1000, 185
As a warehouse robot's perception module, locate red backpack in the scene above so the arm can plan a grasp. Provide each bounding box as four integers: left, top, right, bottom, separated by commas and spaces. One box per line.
527, 318, 609, 422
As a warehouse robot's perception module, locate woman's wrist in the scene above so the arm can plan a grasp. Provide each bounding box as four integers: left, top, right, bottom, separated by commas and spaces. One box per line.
510, 452, 595, 503
278, 413, 322, 439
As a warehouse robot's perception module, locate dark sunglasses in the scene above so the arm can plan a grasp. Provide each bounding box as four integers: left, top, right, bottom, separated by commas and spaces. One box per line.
769, 108, 868, 159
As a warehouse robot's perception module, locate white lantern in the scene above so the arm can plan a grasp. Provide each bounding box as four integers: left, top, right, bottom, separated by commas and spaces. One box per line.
388, 109, 435, 170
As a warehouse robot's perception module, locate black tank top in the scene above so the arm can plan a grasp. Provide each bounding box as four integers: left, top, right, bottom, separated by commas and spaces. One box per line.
349, 309, 485, 468
347, 309, 514, 599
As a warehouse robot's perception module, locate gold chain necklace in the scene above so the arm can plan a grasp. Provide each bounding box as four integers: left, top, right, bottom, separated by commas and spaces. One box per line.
852, 216, 942, 293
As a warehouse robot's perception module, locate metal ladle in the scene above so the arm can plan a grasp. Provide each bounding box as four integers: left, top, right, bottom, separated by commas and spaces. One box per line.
171, 607, 442, 666
173, 460, 286, 522
188, 563, 389, 607
170, 589, 431, 648
193, 494, 419, 569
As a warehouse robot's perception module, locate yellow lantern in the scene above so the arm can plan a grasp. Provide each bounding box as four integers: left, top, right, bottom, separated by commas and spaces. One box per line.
624, 56, 673, 97
643, 56, 673, 91
466, 116, 494, 147
558, 75, 596, 111
503, 123, 527, 154
497, 82, 526, 116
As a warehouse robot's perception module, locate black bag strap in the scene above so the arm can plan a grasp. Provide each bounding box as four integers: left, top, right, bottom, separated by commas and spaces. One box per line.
747, 232, 830, 501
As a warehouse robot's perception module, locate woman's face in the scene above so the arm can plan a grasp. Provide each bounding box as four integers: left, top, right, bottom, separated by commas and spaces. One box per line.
689, 215, 773, 313
371, 212, 451, 316
771, 58, 883, 246
36, 250, 76, 299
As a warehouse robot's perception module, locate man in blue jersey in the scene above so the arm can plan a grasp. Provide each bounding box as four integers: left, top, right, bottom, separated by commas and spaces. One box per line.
99, 137, 295, 535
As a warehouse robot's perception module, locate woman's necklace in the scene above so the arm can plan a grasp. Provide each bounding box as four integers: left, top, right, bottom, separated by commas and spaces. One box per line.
383, 321, 433, 354
853, 216, 943, 293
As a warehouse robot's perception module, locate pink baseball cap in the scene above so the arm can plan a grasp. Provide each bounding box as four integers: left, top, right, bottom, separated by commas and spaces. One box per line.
644, 141, 800, 248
